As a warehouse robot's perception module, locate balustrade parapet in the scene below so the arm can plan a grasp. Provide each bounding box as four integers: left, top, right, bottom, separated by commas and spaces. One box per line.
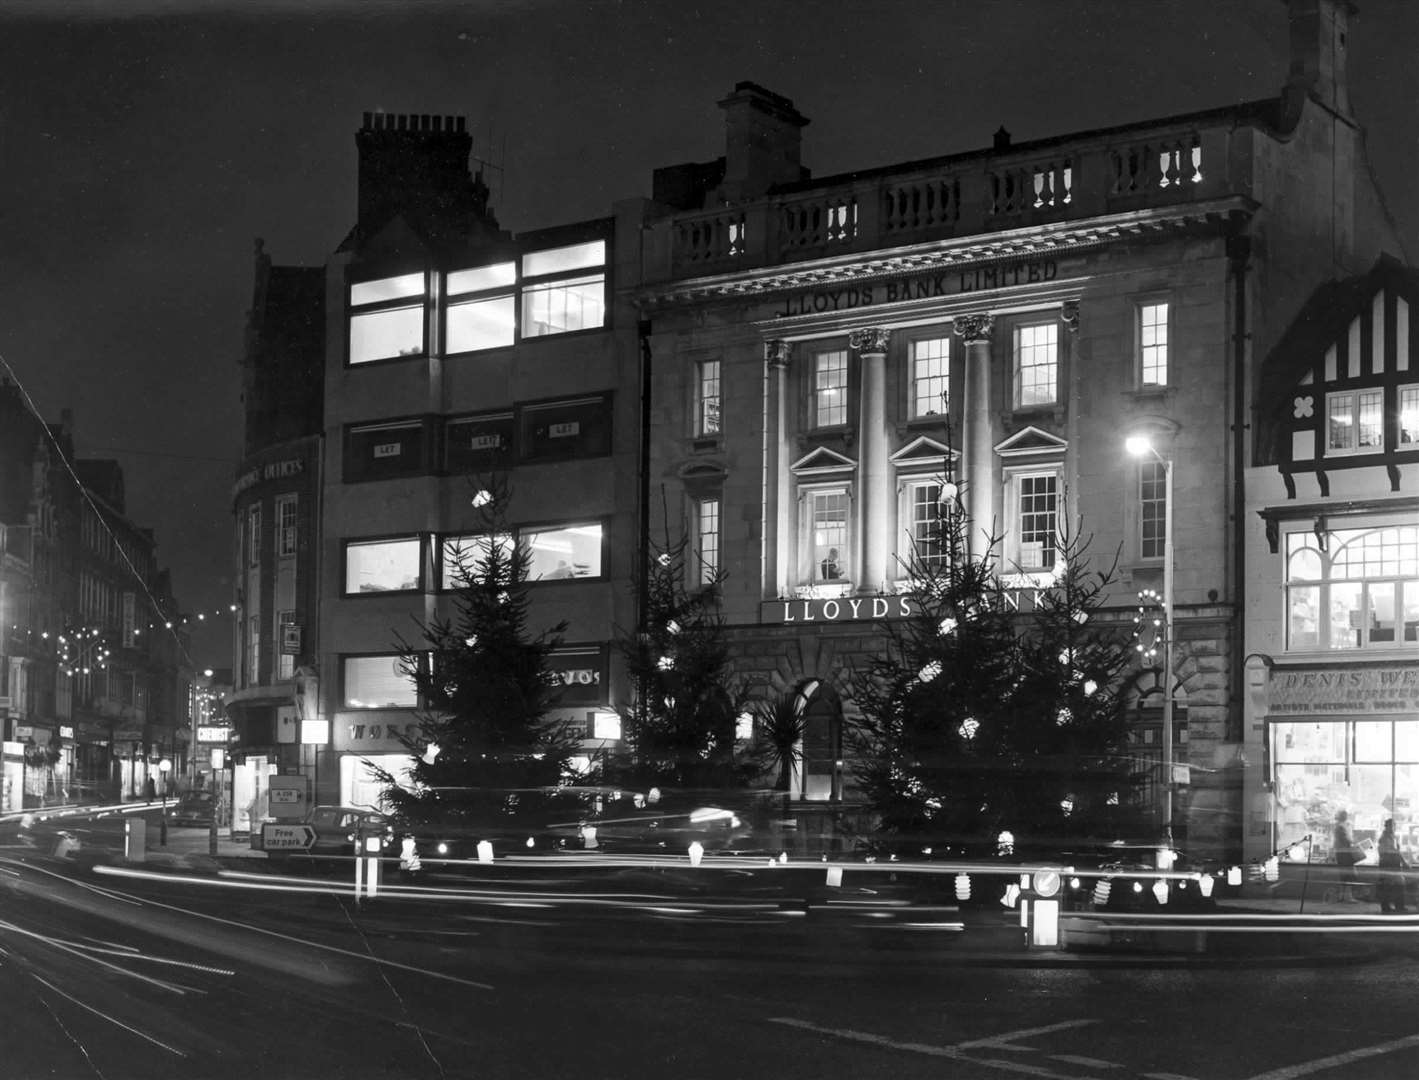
657, 109, 1260, 282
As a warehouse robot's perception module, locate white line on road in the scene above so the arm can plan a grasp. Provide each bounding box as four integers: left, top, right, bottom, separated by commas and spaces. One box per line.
957, 1019, 1099, 1050
768, 1017, 1105, 1079
1243, 1032, 1419, 1080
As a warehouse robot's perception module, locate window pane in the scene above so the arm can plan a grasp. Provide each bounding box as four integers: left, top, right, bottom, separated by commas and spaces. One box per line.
910, 483, 943, 567
911, 338, 950, 417
1328, 581, 1363, 649
1140, 302, 1168, 386
1273, 720, 1346, 763
525, 524, 603, 580
521, 275, 605, 336
440, 533, 514, 589
1357, 389, 1383, 448
1015, 323, 1058, 407
1327, 392, 1355, 450
697, 498, 721, 585
346, 538, 421, 593
521, 240, 605, 277
447, 295, 515, 352
344, 655, 416, 709
1356, 721, 1393, 763
447, 261, 515, 294
1018, 473, 1057, 568
350, 306, 423, 364
350, 272, 424, 306
813, 492, 848, 580
1287, 584, 1321, 649
814, 351, 848, 427
697, 360, 722, 435
1401, 386, 1419, 445
1396, 722, 1419, 762
1405, 582, 1419, 642
1140, 460, 1167, 559
1370, 581, 1398, 643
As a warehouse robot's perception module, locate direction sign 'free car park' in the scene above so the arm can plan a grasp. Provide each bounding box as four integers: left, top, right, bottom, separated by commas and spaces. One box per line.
262, 824, 317, 850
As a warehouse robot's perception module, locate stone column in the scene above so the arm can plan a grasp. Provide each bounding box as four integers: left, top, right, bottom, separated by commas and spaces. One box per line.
849, 327, 891, 593
764, 339, 792, 598
954, 313, 996, 557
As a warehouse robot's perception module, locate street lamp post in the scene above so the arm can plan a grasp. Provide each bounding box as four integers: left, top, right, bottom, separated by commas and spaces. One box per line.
1126, 435, 1174, 845
158, 757, 172, 846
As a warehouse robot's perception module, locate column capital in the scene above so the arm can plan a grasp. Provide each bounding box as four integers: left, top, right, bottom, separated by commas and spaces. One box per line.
1061, 300, 1079, 333
764, 338, 791, 367
848, 327, 891, 354
953, 313, 994, 343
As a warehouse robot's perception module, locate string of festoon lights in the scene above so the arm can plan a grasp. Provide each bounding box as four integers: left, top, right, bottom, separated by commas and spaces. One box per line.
14, 603, 241, 678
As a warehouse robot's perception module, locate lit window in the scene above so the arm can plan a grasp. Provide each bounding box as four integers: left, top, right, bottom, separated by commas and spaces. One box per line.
696, 498, 721, 585
813, 350, 848, 428
911, 338, 950, 418
523, 523, 604, 581
276, 495, 298, 559
344, 537, 421, 594
1327, 389, 1384, 453
348, 272, 426, 365
696, 360, 722, 436
1285, 527, 1419, 650
520, 241, 606, 338
277, 611, 296, 680
1014, 323, 1058, 408
1400, 386, 1419, 446
1140, 460, 1167, 559
1010, 471, 1058, 570
343, 655, 417, 709
810, 489, 849, 581
904, 480, 944, 569
247, 505, 261, 567
247, 615, 261, 685
1139, 302, 1168, 386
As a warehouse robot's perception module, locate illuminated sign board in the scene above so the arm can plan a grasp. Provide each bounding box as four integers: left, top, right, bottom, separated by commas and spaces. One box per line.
197, 725, 233, 744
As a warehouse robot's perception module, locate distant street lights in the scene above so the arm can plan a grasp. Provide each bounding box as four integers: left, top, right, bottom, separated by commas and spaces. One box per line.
1126, 433, 1175, 845
158, 757, 172, 846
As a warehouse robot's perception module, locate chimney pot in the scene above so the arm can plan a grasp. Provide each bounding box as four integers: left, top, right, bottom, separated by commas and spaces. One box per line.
994, 126, 1011, 151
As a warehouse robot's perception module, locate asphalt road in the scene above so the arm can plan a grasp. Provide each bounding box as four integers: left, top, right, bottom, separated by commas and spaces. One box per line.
5, 832, 1419, 1080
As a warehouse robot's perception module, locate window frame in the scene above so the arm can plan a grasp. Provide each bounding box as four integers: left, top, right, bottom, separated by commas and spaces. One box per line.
1013, 321, 1059, 409
1284, 525, 1419, 652
1004, 465, 1062, 573
694, 497, 721, 586
908, 336, 951, 420
1137, 300, 1170, 388
246, 504, 261, 568
342, 535, 425, 597
518, 239, 607, 340
275, 494, 298, 559
695, 358, 722, 437
1398, 384, 1419, 448
437, 521, 607, 590
1138, 458, 1168, 561
811, 348, 850, 430
899, 476, 946, 573
443, 258, 517, 355
341, 653, 420, 711
801, 482, 852, 587
1326, 388, 1385, 455
346, 270, 428, 367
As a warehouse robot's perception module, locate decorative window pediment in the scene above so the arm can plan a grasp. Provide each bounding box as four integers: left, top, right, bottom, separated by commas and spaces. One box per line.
994, 425, 1067, 459
791, 446, 857, 479
890, 436, 956, 473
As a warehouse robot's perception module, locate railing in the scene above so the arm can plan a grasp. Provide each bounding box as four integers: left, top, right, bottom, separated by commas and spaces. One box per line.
662, 121, 1237, 277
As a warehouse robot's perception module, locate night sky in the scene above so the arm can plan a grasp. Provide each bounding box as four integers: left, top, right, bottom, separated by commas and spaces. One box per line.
0, 0, 1414, 666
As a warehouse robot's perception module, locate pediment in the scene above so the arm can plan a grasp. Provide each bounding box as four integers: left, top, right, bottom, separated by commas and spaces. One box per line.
790, 446, 857, 476
994, 425, 1067, 458
890, 435, 956, 470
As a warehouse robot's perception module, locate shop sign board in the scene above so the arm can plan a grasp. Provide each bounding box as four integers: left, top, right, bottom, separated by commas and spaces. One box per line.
268, 776, 308, 821
197, 725, 232, 744
261, 823, 316, 850
1268, 665, 1419, 716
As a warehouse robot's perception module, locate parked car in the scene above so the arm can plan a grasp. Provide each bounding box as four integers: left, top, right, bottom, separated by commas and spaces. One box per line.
166, 791, 216, 828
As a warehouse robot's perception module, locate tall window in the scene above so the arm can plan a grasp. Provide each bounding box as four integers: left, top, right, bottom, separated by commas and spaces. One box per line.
1012, 471, 1058, 570
810, 489, 849, 581
1327, 389, 1384, 453
246, 614, 261, 686
696, 359, 722, 436
905, 480, 943, 569
277, 611, 296, 680
1140, 460, 1167, 559
1014, 323, 1058, 408
813, 350, 848, 428
246, 505, 261, 567
348, 272, 426, 365
520, 240, 606, 338
445, 261, 516, 353
276, 495, 298, 558
1402, 386, 1419, 446
696, 498, 721, 585
1139, 302, 1169, 386
911, 337, 950, 418
1286, 526, 1419, 650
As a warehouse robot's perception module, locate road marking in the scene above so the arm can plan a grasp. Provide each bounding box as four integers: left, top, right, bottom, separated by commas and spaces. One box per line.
1243, 1032, 1419, 1080
33, 974, 188, 1057
958, 1019, 1098, 1050
768, 1017, 1105, 1079
1050, 1054, 1120, 1068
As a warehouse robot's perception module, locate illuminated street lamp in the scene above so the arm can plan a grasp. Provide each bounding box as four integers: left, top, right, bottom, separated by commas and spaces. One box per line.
1126, 433, 1175, 845
158, 757, 172, 846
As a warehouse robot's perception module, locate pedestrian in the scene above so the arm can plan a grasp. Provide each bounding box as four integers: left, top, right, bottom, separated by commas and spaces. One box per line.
1377, 818, 1407, 914
1333, 809, 1358, 902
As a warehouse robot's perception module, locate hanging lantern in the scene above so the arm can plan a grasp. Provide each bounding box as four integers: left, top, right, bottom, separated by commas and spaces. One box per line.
1264, 856, 1280, 882
1152, 879, 1169, 905
954, 872, 971, 901
1227, 865, 1242, 886
1001, 883, 1021, 908
1198, 873, 1215, 898
1093, 878, 1112, 906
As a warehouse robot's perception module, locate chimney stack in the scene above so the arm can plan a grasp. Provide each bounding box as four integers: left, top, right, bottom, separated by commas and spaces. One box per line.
1283, 0, 1354, 118
715, 82, 809, 203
